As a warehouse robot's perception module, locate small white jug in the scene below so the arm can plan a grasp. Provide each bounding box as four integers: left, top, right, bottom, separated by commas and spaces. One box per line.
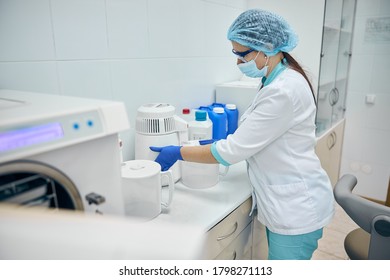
180, 140, 228, 189
121, 160, 174, 220
181, 161, 228, 189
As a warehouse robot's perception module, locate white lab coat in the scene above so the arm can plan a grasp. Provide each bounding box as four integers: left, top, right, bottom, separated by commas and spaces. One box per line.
213, 68, 335, 235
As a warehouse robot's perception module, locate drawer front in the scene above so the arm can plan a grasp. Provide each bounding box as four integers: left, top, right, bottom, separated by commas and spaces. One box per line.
203, 197, 252, 259
214, 222, 252, 260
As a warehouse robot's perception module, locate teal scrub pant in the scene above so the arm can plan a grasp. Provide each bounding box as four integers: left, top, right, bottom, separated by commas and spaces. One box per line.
266, 228, 323, 260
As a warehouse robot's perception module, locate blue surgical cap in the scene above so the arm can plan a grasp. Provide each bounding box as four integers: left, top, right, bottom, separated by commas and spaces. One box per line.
227, 9, 298, 56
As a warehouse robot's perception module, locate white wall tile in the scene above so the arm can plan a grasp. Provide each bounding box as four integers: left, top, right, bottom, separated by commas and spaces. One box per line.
347, 54, 373, 93
148, 0, 205, 57
342, 117, 364, 160
57, 60, 112, 99
352, 15, 390, 55
110, 59, 161, 126
343, 91, 390, 159
359, 128, 390, 165
226, 0, 246, 9
379, 0, 390, 16
370, 54, 390, 94
0, 0, 55, 61
204, 3, 240, 57
50, 0, 108, 60
203, 0, 226, 5
0, 62, 59, 94
340, 159, 389, 201
362, 94, 390, 130
355, 0, 380, 17
106, 0, 149, 58
111, 58, 207, 123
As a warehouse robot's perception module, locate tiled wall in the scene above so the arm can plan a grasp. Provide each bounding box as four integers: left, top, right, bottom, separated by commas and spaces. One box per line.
340, 0, 390, 200
1, 0, 388, 200
0, 0, 246, 159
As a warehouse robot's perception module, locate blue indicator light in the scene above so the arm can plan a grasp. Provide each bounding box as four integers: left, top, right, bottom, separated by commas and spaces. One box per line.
87, 120, 94, 127
73, 123, 80, 130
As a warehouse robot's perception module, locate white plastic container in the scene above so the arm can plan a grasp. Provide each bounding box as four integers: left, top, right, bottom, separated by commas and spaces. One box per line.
180, 141, 228, 189
225, 103, 238, 135
121, 160, 174, 221
180, 108, 195, 123
188, 110, 212, 140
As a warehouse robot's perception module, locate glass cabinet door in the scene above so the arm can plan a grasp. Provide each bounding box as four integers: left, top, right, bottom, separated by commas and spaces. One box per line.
315, 0, 356, 136
333, 0, 356, 124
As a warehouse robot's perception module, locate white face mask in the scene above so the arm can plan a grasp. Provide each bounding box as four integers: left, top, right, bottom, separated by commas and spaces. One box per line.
238, 54, 269, 78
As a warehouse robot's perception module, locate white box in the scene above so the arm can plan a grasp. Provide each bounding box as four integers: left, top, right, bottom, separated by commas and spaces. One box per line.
215, 79, 260, 120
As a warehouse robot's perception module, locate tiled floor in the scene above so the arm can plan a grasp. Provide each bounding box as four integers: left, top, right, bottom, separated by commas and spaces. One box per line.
312, 203, 359, 260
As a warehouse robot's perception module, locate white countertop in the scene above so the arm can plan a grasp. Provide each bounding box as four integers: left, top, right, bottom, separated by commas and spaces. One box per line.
0, 162, 252, 260
149, 161, 252, 231
0, 161, 252, 260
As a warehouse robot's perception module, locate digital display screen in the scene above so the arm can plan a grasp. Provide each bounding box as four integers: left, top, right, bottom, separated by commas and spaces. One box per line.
0, 123, 64, 153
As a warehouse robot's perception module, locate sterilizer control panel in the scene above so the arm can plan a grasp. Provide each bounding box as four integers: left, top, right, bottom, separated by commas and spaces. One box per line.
0, 110, 103, 161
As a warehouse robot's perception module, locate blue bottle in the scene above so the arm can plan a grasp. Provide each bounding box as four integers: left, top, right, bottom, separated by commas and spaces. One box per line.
225, 104, 238, 135
211, 102, 225, 108
208, 106, 227, 140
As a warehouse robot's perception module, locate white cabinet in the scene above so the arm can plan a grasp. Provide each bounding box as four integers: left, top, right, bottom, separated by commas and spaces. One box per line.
316, 0, 356, 136
315, 0, 355, 187
202, 197, 268, 260
215, 80, 259, 120
315, 119, 345, 187
214, 223, 253, 260
202, 198, 252, 259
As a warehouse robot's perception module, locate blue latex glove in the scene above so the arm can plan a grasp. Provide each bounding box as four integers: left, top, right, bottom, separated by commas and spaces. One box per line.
198, 139, 216, 145
150, 145, 183, 171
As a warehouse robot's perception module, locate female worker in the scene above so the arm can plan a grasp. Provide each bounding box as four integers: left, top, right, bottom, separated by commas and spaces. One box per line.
150, 9, 334, 260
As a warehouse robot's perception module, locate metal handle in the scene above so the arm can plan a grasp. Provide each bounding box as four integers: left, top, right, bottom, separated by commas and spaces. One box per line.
85, 192, 105, 205
327, 131, 337, 150
329, 87, 340, 106
217, 222, 238, 241
344, 50, 352, 57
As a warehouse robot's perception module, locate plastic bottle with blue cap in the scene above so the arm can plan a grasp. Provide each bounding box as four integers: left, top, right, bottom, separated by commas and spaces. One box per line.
225, 104, 238, 135
208, 106, 227, 140
188, 110, 213, 140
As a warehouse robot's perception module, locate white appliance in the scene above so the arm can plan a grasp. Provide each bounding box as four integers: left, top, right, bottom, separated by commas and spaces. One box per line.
215, 77, 260, 120
135, 103, 187, 182
0, 89, 130, 215
0, 204, 205, 259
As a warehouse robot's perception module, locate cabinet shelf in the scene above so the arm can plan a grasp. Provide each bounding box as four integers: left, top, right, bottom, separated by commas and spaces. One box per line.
324, 25, 352, 34
319, 77, 347, 89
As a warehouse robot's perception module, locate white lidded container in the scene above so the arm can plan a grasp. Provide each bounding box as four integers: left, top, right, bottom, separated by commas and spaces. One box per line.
121, 160, 174, 221
180, 141, 228, 189
188, 110, 212, 141
180, 107, 195, 123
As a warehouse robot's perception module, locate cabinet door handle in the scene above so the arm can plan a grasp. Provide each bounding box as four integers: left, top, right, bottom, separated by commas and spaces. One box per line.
217, 222, 238, 241
329, 88, 339, 106
327, 131, 337, 150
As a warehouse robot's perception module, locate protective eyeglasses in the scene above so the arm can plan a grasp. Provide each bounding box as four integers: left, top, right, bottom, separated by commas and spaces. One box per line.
232, 48, 255, 62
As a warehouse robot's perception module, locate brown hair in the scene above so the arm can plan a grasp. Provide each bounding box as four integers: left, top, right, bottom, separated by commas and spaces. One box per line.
282, 52, 316, 105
